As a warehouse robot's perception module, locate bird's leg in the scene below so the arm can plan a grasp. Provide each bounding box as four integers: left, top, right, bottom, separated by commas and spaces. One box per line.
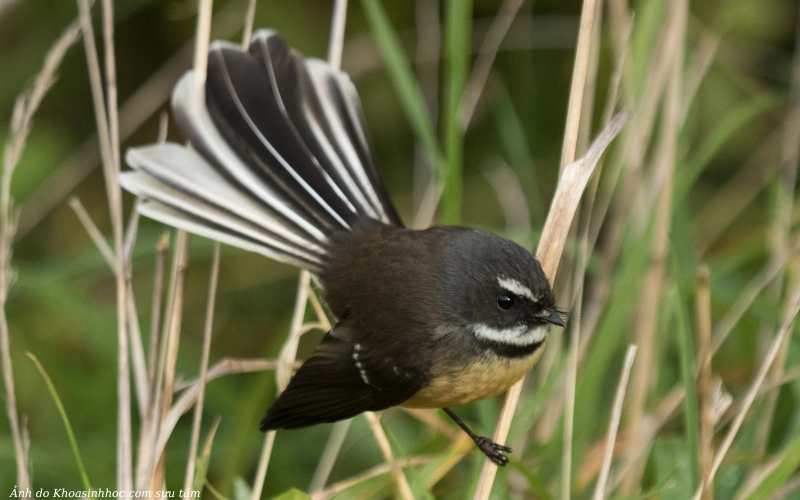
442, 407, 512, 466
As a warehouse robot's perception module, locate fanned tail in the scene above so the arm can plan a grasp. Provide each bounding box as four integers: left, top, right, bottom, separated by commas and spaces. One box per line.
121, 30, 402, 273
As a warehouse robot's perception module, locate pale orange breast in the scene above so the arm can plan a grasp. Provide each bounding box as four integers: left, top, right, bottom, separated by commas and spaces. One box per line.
401, 339, 546, 408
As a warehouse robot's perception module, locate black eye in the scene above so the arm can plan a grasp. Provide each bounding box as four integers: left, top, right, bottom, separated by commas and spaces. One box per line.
497, 295, 514, 310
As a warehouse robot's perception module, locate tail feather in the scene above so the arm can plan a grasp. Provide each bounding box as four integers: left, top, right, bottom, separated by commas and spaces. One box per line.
124, 30, 403, 271
246, 32, 400, 225
205, 40, 356, 230
120, 148, 326, 271
138, 201, 324, 271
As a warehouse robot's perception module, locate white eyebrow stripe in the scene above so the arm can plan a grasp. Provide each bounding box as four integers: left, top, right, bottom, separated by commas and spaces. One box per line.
471, 324, 548, 346
498, 277, 537, 302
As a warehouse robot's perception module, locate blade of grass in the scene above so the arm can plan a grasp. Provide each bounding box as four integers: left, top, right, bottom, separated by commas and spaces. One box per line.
672, 278, 700, 490
27, 352, 91, 490
442, 0, 472, 224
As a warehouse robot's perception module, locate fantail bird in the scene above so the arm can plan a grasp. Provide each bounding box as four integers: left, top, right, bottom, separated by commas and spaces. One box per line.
120, 30, 566, 466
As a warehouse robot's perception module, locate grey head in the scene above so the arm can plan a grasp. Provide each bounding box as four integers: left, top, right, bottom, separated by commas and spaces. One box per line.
436, 229, 566, 358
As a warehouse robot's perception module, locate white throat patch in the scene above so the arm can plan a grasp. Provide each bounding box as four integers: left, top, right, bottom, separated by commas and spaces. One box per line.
497, 276, 537, 302
471, 323, 548, 346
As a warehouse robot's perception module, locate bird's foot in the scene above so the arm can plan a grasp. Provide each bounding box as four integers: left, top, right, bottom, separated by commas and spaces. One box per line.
473, 436, 512, 466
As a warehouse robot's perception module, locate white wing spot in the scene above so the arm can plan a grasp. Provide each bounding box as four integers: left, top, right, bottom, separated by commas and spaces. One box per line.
358, 369, 370, 385
498, 277, 537, 302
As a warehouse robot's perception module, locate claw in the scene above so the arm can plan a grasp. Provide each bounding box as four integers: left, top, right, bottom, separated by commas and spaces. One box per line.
474, 436, 512, 466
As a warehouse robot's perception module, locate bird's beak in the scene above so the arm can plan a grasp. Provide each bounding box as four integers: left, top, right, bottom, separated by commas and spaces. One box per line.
543, 310, 566, 328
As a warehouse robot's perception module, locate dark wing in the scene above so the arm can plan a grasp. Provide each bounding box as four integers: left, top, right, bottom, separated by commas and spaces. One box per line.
260, 323, 427, 430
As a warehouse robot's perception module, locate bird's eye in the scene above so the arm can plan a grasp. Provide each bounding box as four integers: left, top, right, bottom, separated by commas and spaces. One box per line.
497, 295, 514, 310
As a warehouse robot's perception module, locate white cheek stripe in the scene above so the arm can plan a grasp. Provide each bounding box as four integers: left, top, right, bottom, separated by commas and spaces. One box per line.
471, 323, 549, 346
498, 277, 537, 302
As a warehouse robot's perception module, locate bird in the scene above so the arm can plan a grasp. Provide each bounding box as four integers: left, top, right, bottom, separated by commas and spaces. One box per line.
120, 30, 566, 466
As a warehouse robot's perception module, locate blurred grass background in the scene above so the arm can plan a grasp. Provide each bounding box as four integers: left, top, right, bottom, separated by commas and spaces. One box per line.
2, 0, 800, 498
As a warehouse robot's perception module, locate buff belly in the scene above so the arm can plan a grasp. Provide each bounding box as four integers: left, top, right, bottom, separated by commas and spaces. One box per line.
401, 339, 546, 408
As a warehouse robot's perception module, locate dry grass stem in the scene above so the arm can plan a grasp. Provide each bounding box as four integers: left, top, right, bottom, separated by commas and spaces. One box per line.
459, 0, 524, 129
148, 232, 170, 391
693, 283, 800, 499
0, 11, 81, 491
622, 1, 685, 490
592, 344, 637, 500
251, 431, 277, 500
559, 0, 599, 170
402, 408, 460, 440
126, 286, 149, 417
575, 0, 603, 156
328, 0, 349, 73
608, 387, 685, 492
696, 266, 713, 500
241, 0, 257, 47
276, 271, 312, 391
311, 456, 431, 500
483, 161, 531, 235
412, 180, 444, 229
150, 229, 191, 489
364, 411, 415, 500
751, 14, 800, 458
712, 234, 800, 353
0, 0, 20, 19
17, 0, 247, 239
562, 303, 580, 500
537, 110, 630, 276
682, 30, 720, 123
76, 0, 135, 486
183, 242, 221, 491
473, 110, 629, 500
192, 0, 215, 92
157, 110, 170, 143
68, 196, 116, 268
253, 4, 354, 493
147, 0, 214, 488
174, 358, 292, 391
694, 128, 782, 253
412, 0, 440, 215
123, 200, 141, 264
